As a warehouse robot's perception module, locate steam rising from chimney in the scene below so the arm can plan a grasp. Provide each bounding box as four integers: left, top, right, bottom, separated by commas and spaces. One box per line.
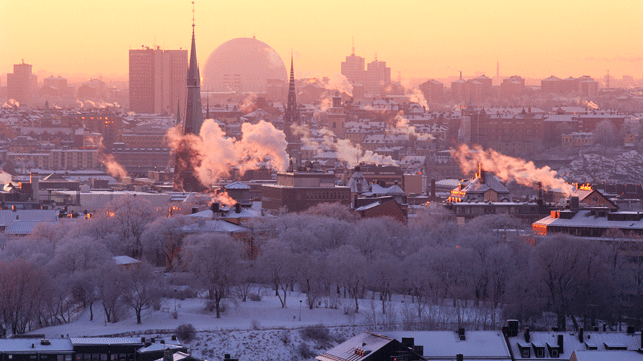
1, 99, 19, 108
166, 119, 288, 187
210, 189, 237, 207
453, 144, 573, 195
390, 112, 434, 141
292, 124, 396, 167
0, 171, 12, 184
325, 73, 353, 97
98, 138, 127, 181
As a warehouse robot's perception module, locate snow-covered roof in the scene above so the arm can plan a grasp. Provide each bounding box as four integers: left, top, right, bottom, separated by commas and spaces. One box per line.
385, 331, 511, 359
70, 337, 144, 346
138, 343, 184, 353
180, 219, 249, 234
224, 181, 251, 190
572, 350, 643, 361
355, 201, 381, 211
113, 255, 142, 266
0, 339, 73, 352
0, 209, 59, 227
5, 220, 50, 235
316, 332, 393, 361
508, 331, 642, 360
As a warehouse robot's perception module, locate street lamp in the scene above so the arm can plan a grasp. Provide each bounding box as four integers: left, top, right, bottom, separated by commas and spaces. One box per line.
299, 300, 302, 321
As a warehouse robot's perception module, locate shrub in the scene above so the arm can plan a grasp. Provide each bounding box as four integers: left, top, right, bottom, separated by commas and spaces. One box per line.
251, 319, 261, 330
175, 324, 196, 343
297, 343, 316, 359
300, 324, 333, 348
248, 293, 262, 301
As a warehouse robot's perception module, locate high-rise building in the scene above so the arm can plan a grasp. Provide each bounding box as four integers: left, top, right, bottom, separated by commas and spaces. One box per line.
365, 57, 391, 96
7, 60, 37, 106
129, 46, 187, 114
174, 19, 205, 192
341, 44, 366, 85
284, 55, 301, 169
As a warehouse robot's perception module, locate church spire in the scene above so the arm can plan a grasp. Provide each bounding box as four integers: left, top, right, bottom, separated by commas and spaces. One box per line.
284, 53, 301, 170
184, 1, 203, 136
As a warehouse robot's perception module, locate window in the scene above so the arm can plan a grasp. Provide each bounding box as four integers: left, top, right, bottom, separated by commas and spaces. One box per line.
521, 349, 530, 358
535, 349, 544, 358
550, 349, 559, 357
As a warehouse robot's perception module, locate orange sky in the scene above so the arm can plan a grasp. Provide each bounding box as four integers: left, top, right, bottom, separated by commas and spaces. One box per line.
1, 0, 642, 83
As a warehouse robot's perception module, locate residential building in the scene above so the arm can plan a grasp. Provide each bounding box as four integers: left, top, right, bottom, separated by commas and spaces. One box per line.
365, 58, 391, 96
261, 172, 351, 213
129, 46, 187, 114
6, 60, 37, 106
419, 79, 444, 104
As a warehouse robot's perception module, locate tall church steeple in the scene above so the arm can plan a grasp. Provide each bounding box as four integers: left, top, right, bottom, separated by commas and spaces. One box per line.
174, 3, 206, 192
284, 54, 301, 170
184, 3, 203, 136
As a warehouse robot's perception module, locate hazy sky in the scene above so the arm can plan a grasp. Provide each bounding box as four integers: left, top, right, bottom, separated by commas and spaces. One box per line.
2, 0, 642, 82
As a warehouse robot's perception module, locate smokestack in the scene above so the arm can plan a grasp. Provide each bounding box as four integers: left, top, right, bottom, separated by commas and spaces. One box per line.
459, 71, 462, 80
431, 178, 436, 201
578, 327, 583, 343
557, 334, 564, 353
30, 173, 39, 202
524, 327, 530, 343
571, 196, 579, 210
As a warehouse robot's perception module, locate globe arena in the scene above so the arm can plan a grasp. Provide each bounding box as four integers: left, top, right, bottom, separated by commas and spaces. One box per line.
203, 37, 287, 93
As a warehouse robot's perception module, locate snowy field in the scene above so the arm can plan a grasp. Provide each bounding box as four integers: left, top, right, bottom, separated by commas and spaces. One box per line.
29, 288, 499, 361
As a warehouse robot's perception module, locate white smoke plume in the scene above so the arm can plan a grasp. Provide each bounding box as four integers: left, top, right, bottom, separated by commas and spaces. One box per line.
390, 112, 434, 141
0, 171, 12, 184
240, 93, 257, 114
325, 73, 353, 97
453, 144, 573, 195
294, 125, 396, 167
210, 189, 237, 207
2, 99, 20, 108
97, 138, 128, 181
166, 119, 288, 187
584, 100, 599, 110
407, 86, 428, 109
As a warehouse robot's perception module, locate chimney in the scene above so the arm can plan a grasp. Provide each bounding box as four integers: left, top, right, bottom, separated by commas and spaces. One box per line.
211, 202, 220, 215
141, 337, 146, 343
537, 181, 543, 200
458, 328, 466, 340
456, 354, 463, 361
557, 334, 564, 353
401, 337, 414, 348
235, 203, 242, 213
570, 196, 579, 210
459, 71, 463, 80
191, 207, 199, 214
578, 327, 584, 343
524, 327, 530, 343
431, 178, 436, 201
30, 172, 39, 202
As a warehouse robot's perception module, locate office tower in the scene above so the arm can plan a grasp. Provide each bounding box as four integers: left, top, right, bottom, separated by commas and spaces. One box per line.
129, 46, 187, 114
341, 42, 366, 85
365, 56, 391, 96
7, 60, 37, 106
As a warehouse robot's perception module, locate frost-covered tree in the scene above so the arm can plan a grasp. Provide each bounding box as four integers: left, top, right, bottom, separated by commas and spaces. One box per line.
181, 233, 243, 317
327, 245, 367, 313
102, 196, 157, 258
255, 239, 299, 308
121, 262, 161, 324
0, 258, 50, 334
141, 215, 193, 270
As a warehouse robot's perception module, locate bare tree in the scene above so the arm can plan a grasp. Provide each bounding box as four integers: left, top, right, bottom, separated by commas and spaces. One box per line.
121, 262, 161, 324
0, 258, 50, 334
181, 233, 243, 317
327, 245, 367, 313
141, 215, 193, 270
102, 195, 157, 258
96, 262, 126, 323
255, 239, 299, 308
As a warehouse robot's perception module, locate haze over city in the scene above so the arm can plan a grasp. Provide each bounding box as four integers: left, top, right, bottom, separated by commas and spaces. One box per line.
2, 0, 643, 81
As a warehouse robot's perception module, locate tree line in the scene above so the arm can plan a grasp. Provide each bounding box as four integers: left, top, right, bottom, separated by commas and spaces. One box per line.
1, 196, 643, 335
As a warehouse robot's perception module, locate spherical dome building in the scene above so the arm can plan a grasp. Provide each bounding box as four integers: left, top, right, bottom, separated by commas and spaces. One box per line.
203, 37, 287, 93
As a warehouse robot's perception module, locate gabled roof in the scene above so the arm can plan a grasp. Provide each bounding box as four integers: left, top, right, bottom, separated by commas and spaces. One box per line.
113, 255, 142, 266
316, 332, 394, 361
385, 331, 511, 359
224, 181, 251, 190
180, 219, 249, 234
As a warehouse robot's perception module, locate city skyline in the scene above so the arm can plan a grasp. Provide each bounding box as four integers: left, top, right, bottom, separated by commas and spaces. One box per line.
2, 0, 643, 82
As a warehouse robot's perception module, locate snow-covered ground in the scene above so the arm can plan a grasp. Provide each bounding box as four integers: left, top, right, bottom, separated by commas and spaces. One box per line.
30, 289, 499, 361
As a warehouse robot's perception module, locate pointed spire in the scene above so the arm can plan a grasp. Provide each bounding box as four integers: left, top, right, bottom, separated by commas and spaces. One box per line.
206, 97, 210, 119
176, 100, 181, 125
184, 1, 203, 135
351, 36, 355, 56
